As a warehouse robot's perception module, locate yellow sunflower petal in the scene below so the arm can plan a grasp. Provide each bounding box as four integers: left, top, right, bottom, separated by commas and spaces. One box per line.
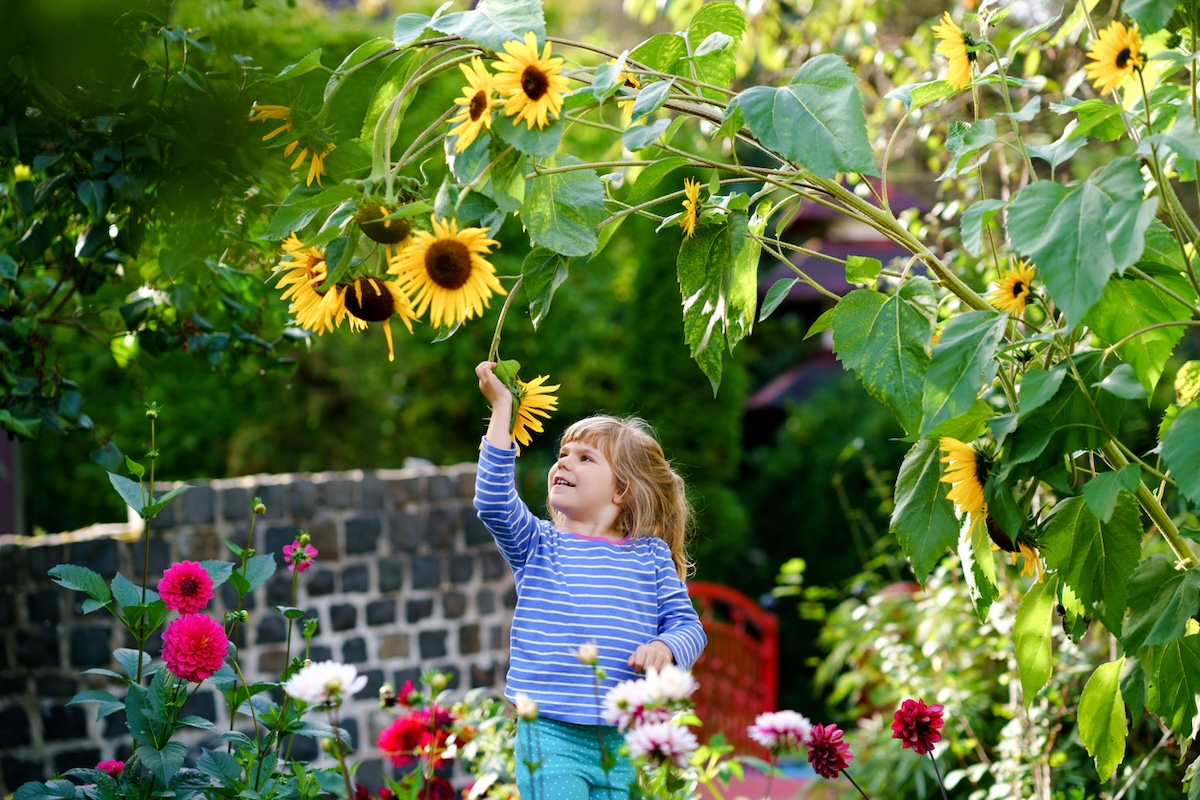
1085, 21, 1143, 95
448, 58, 497, 153
932, 12, 974, 89
681, 178, 701, 238
988, 261, 1036, 315
511, 375, 560, 455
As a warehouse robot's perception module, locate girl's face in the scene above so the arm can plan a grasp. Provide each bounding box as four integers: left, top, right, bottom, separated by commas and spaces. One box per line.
547, 439, 622, 526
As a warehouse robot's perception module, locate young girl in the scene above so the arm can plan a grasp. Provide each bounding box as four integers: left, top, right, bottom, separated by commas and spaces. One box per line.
473, 361, 707, 800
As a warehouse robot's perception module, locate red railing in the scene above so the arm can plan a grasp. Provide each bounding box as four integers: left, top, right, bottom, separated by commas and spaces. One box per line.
687, 581, 778, 755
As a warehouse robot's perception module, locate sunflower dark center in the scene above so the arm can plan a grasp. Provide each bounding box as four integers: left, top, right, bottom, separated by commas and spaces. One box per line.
973, 450, 990, 489
345, 279, 396, 322
469, 91, 488, 120
1116, 48, 1133, 68
1010, 280, 1026, 298
962, 32, 978, 62
520, 66, 549, 101
180, 578, 199, 596
425, 241, 473, 290
306, 257, 327, 291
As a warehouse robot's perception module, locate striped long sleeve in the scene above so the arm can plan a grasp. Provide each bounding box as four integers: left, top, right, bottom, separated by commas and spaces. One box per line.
474, 439, 707, 725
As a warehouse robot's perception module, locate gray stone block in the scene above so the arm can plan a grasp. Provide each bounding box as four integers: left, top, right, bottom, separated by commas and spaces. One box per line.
34, 673, 78, 698
459, 624, 480, 655
427, 474, 455, 501
319, 479, 357, 509
428, 507, 458, 550
306, 568, 336, 597
362, 474, 385, 510
222, 486, 252, 521
470, 663, 495, 688
443, 592, 467, 619
377, 558, 404, 594
67, 539, 118, 580
308, 517, 340, 562
463, 508, 491, 547
291, 480, 319, 519
182, 483, 215, 525
254, 483, 288, 519
418, 630, 447, 659
342, 637, 367, 664
0, 705, 31, 747
366, 600, 395, 627
448, 554, 474, 584
388, 510, 424, 553
16, 627, 58, 667
386, 475, 423, 507
411, 555, 441, 590
41, 704, 87, 740
476, 590, 495, 615
342, 564, 369, 593
481, 551, 507, 581
329, 603, 357, 631
69, 627, 111, 668
406, 598, 433, 624
345, 518, 382, 555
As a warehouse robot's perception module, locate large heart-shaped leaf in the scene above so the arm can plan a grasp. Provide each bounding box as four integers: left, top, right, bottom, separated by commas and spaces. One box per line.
431, 0, 545, 51
920, 309, 1007, 437
728, 54, 877, 178
891, 438, 961, 582
523, 156, 606, 257
1078, 657, 1128, 781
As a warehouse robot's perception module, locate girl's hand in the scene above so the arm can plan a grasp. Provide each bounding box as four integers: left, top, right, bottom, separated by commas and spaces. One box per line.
476, 361, 515, 449
476, 361, 513, 406
628, 640, 674, 674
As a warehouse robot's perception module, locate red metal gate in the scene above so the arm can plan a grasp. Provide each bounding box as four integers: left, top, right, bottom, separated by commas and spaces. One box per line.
687, 581, 778, 755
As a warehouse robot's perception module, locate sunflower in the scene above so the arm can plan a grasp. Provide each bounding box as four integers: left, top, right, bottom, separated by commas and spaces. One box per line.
284, 141, 336, 187
448, 58, 497, 152
342, 276, 417, 362
988, 261, 1036, 315
274, 234, 346, 334
1086, 21, 1144, 95
939, 437, 990, 546
249, 103, 293, 141
932, 12, 976, 90
607, 59, 642, 125
493, 31, 570, 130
387, 215, 505, 328
681, 178, 701, 239
356, 202, 413, 246
511, 374, 560, 454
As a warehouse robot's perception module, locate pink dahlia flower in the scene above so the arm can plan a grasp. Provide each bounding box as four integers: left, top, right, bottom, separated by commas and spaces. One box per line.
96, 760, 124, 778
891, 698, 945, 755
807, 723, 853, 779
625, 722, 699, 768
283, 539, 319, 572
748, 710, 813, 754
161, 614, 229, 682
158, 561, 214, 614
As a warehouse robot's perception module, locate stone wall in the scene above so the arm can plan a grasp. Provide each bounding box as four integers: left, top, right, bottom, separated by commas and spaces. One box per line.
0, 463, 515, 796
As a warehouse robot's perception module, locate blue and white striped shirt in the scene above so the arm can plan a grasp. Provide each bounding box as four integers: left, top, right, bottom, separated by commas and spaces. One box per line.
474, 439, 707, 725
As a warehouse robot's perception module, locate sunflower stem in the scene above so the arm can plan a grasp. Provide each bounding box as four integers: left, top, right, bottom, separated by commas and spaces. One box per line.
487, 274, 524, 364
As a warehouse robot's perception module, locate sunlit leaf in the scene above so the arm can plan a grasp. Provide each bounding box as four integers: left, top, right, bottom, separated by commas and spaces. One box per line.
1124, 554, 1200, 653
431, 0, 546, 52
1078, 657, 1128, 782
920, 310, 1007, 437
1081, 464, 1141, 523
524, 156, 606, 257
1144, 634, 1200, 744
1014, 574, 1059, 707
891, 439, 961, 583
522, 247, 569, 329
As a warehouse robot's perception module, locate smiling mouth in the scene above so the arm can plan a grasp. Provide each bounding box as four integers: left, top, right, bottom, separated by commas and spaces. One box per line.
552, 477, 574, 487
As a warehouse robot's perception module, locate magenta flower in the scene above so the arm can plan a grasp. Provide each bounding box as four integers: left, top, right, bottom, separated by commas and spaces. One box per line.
157, 561, 214, 614
283, 539, 319, 572
161, 614, 229, 682
807, 723, 853, 779
96, 760, 124, 778
891, 698, 945, 755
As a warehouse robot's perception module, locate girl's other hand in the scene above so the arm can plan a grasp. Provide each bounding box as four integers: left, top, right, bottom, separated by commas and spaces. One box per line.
476, 360, 512, 406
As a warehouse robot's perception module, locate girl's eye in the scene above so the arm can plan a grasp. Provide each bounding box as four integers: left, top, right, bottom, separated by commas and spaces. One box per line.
580, 455, 591, 462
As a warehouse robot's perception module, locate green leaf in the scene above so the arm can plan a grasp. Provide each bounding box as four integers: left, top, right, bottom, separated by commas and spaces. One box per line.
1093, 363, 1149, 400
1123, 0, 1176, 36
48, 565, 111, 605
1144, 634, 1200, 744
431, 0, 546, 52
361, 49, 421, 144
685, 2, 745, 101
759, 278, 798, 322
1162, 407, 1200, 506
124, 455, 145, 480
1016, 368, 1066, 418
270, 49, 323, 83
143, 483, 192, 521
886, 80, 959, 111
729, 54, 877, 178
628, 79, 673, 125
1081, 464, 1142, 523
1078, 657, 1128, 782
845, 255, 881, 286
622, 118, 672, 151
920, 310, 1008, 437
68, 689, 125, 718
139, 741, 188, 785
108, 471, 145, 515
523, 156, 606, 257
1121, 657, 1147, 729
959, 521, 999, 621
13, 779, 77, 800
926, 399, 993, 443
941, 120, 997, 180
677, 202, 765, 393
804, 306, 835, 339
960, 199, 1006, 257
202, 560, 235, 588
493, 113, 563, 157
197, 750, 243, 784
240, 554, 278, 595
1014, 574, 1058, 707
629, 32, 688, 74
1040, 494, 1141, 635
890, 438, 961, 582
626, 157, 691, 204
111, 573, 154, 610
1123, 554, 1200, 653
1026, 120, 1088, 172
1085, 274, 1196, 394
831, 279, 937, 437
522, 247, 569, 329
283, 184, 361, 211
1006, 157, 1158, 327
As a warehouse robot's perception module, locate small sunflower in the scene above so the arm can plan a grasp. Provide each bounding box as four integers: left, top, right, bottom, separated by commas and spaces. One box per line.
988, 261, 1036, 315
939, 437, 990, 546
387, 215, 505, 328
932, 12, 976, 90
274, 234, 346, 334
1086, 21, 1144, 95
681, 178, 701, 239
449, 57, 498, 152
608, 59, 642, 125
284, 141, 336, 187
342, 276, 417, 362
249, 103, 293, 141
511, 374, 560, 454
356, 202, 413, 246
493, 31, 570, 130
1011, 540, 1045, 583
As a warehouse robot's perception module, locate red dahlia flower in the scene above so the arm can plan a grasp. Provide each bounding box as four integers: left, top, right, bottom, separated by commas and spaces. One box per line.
807, 723, 853, 779
158, 561, 214, 614
891, 698, 945, 755
161, 614, 229, 682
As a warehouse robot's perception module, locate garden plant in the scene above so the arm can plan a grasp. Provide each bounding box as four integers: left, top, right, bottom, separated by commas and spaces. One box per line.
5, 0, 1200, 795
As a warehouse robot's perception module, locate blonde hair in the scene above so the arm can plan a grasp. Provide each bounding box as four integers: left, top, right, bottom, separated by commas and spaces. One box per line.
550, 415, 693, 580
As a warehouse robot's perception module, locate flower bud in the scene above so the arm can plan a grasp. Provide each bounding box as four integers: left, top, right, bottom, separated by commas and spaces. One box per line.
252, 497, 266, 515
429, 672, 448, 692
576, 642, 599, 666
379, 683, 398, 708
515, 693, 538, 720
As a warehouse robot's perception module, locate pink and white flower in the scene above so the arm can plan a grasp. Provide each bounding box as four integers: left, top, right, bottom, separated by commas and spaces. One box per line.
748, 710, 813, 754
283, 660, 367, 706
625, 722, 699, 768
